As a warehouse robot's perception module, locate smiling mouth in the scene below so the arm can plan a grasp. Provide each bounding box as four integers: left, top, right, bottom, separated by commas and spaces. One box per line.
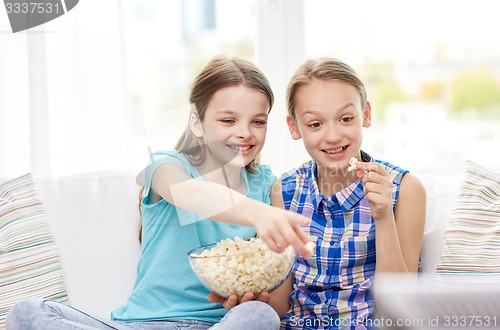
322, 145, 348, 154
227, 145, 253, 151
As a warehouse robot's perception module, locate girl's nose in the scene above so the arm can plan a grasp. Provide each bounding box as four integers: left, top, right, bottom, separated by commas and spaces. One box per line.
324, 124, 342, 143
236, 124, 251, 139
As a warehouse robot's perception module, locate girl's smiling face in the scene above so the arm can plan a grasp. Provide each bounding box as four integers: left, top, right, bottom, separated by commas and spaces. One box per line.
192, 85, 269, 169
287, 79, 371, 171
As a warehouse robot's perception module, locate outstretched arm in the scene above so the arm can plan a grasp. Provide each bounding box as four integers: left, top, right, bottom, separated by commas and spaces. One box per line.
151, 162, 312, 257
207, 179, 296, 313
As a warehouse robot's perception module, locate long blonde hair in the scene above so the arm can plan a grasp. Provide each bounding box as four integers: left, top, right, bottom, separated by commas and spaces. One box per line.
138, 55, 274, 241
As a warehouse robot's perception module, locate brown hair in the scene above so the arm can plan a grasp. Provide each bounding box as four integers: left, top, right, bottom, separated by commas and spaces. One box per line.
286, 58, 367, 118
138, 55, 274, 242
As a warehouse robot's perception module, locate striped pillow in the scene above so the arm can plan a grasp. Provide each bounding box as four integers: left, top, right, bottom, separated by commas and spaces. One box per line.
435, 160, 500, 283
0, 174, 68, 328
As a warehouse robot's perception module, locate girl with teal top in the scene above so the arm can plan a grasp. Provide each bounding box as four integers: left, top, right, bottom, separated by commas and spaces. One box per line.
6, 56, 312, 330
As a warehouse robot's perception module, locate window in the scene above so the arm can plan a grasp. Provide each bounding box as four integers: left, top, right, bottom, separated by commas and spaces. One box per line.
1, 0, 498, 178
124, 0, 257, 171
303, 0, 500, 175
0, 0, 257, 177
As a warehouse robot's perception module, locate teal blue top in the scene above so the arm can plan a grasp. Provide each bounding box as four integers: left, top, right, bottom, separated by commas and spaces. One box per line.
111, 150, 276, 323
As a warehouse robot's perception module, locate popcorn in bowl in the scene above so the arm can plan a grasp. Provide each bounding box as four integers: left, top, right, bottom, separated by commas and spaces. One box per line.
188, 237, 296, 298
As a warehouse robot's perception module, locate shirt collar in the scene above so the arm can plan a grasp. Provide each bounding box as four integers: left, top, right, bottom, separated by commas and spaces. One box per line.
306, 160, 323, 212
306, 151, 374, 213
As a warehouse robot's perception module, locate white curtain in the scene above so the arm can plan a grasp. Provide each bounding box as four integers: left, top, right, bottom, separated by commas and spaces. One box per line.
0, 16, 31, 177
2, 0, 498, 178
0, 0, 268, 178
0, 0, 131, 177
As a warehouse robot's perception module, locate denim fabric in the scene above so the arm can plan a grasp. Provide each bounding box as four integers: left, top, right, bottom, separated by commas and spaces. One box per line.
6, 298, 280, 330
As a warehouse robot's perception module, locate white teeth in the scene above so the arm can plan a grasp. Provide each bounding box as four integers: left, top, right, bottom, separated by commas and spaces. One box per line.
228, 145, 252, 151
323, 146, 345, 154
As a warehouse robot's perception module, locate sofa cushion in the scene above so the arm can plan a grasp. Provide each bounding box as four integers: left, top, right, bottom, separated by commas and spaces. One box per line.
418, 174, 462, 274
0, 174, 68, 328
435, 160, 500, 283
35, 171, 142, 318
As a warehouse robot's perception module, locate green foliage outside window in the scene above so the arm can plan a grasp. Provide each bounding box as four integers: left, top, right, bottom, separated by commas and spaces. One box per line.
362, 62, 406, 120
364, 62, 500, 119
450, 67, 500, 116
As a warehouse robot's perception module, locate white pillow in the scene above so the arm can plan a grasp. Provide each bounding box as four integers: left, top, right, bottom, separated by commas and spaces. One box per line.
0, 174, 68, 328
435, 160, 500, 283
35, 171, 142, 318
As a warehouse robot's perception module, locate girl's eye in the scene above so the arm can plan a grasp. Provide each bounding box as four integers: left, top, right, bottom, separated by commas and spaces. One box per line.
340, 116, 354, 123
308, 122, 322, 129
220, 119, 235, 124
253, 120, 267, 126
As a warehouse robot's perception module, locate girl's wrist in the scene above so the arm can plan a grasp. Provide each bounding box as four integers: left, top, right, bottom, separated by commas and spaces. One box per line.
239, 198, 263, 227
373, 214, 395, 227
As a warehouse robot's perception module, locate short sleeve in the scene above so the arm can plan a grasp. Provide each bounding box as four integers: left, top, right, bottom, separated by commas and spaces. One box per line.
138, 150, 204, 226
138, 150, 199, 193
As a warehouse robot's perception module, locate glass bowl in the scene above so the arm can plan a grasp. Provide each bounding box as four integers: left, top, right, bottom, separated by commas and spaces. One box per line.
188, 237, 295, 298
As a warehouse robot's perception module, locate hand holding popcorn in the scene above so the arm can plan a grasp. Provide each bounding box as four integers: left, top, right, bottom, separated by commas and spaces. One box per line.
347, 156, 358, 172
207, 290, 270, 310
354, 161, 394, 221
248, 203, 312, 259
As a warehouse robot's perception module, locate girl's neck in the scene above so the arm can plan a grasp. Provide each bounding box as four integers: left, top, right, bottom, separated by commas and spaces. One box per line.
197, 162, 246, 194
316, 163, 358, 196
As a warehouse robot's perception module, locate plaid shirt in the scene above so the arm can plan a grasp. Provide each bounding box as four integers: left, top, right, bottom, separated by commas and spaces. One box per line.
281, 151, 408, 330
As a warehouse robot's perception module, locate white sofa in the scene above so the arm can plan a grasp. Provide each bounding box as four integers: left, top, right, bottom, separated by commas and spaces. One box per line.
28, 171, 462, 319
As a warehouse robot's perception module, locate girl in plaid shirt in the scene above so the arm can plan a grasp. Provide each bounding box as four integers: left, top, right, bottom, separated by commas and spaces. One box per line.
267, 58, 426, 329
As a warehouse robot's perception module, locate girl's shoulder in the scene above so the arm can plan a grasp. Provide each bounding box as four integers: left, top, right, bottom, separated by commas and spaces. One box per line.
247, 163, 276, 183
139, 150, 197, 187
280, 160, 314, 185
151, 149, 187, 163
148, 149, 196, 172
362, 150, 409, 185
374, 158, 409, 184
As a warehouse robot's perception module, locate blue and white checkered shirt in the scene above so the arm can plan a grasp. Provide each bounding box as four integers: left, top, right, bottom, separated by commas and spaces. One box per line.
280, 151, 408, 330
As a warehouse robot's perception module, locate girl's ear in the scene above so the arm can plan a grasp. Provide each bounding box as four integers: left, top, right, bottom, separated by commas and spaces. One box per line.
189, 112, 204, 138
362, 101, 372, 128
287, 115, 302, 140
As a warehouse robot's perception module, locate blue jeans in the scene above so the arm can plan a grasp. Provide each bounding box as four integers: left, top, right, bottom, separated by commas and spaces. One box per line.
6, 298, 280, 330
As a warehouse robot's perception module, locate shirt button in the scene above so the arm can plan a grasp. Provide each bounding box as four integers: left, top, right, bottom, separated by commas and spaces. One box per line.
329, 241, 334, 246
